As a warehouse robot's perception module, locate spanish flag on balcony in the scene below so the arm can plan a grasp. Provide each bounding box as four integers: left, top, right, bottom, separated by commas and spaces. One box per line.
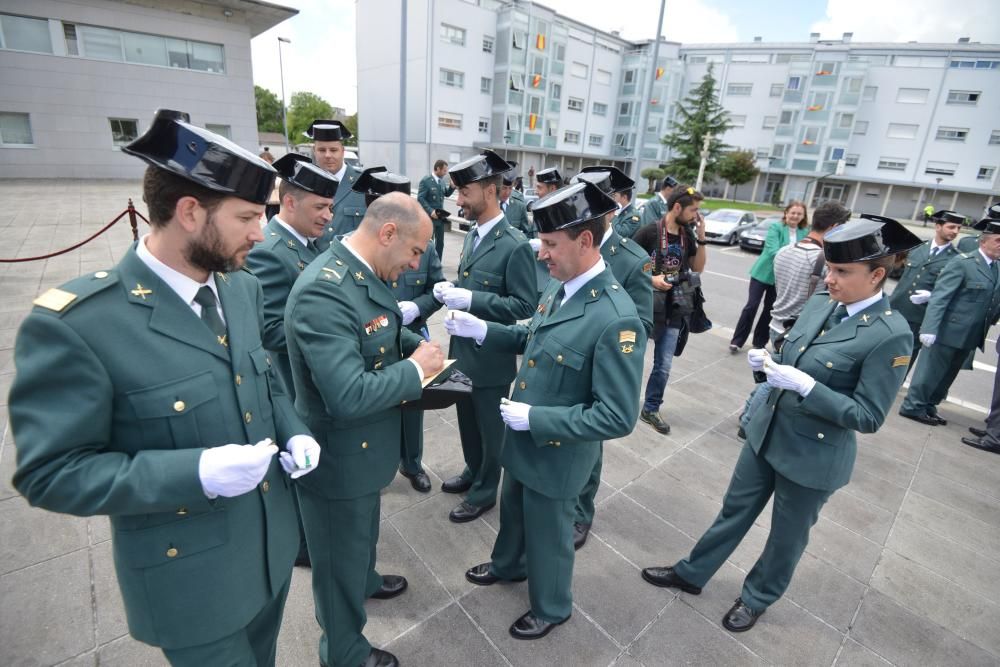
807, 105, 823, 111
532, 74, 542, 88
655, 67, 665, 79
802, 139, 815, 145
529, 114, 538, 130
815, 69, 832, 75
536, 34, 545, 50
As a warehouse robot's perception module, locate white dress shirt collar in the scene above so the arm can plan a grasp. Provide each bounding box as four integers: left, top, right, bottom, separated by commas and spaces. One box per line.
979, 248, 993, 266
274, 216, 310, 247
135, 234, 221, 317
332, 161, 348, 182
475, 212, 505, 238
340, 237, 375, 274
560, 257, 607, 305
600, 226, 614, 247
843, 290, 884, 318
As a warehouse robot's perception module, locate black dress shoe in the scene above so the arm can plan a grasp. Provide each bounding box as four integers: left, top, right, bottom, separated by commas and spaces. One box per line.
573, 523, 590, 550
399, 467, 432, 493
969, 426, 988, 438
640, 410, 671, 435
449, 500, 494, 523
441, 474, 472, 494
295, 554, 312, 568
899, 411, 940, 426
640, 566, 702, 594
369, 574, 408, 600
927, 411, 948, 425
722, 598, 764, 632
465, 562, 527, 586
360, 648, 398, 667
961, 436, 1000, 454
508, 610, 570, 640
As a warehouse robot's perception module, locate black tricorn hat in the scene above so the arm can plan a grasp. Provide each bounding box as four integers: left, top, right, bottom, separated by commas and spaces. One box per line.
823, 214, 922, 263
351, 167, 410, 206
531, 182, 617, 234
660, 175, 679, 190
535, 167, 562, 184
303, 119, 352, 142
448, 149, 513, 187
272, 154, 338, 199
123, 109, 276, 205
401, 368, 473, 411
930, 209, 965, 225
972, 215, 1000, 234
577, 166, 635, 195
974, 202, 1000, 229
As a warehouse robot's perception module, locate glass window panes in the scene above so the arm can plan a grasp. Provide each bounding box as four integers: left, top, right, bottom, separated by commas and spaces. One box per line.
837, 113, 854, 128
109, 118, 138, 146
769, 83, 783, 97
482, 35, 494, 53
854, 120, 869, 135
946, 90, 980, 105
506, 114, 520, 131
63, 23, 79, 55
624, 70, 635, 84
762, 116, 777, 129
896, 87, 929, 104
80, 25, 123, 61
924, 161, 957, 176
935, 126, 968, 142
787, 76, 801, 91
123, 31, 167, 66
978, 166, 996, 180
593, 102, 607, 116
205, 124, 231, 139
564, 131, 580, 144
479, 118, 489, 133
167, 38, 189, 68
728, 114, 746, 128
0, 112, 33, 144
440, 69, 464, 88
726, 83, 752, 96
438, 112, 462, 129
887, 123, 918, 139
845, 154, 859, 166
441, 24, 465, 46
189, 41, 224, 72
529, 96, 542, 114
509, 73, 523, 91
596, 69, 612, 85
567, 97, 583, 111
588, 134, 603, 147
550, 83, 561, 99
570, 62, 588, 78
877, 157, 907, 170
481, 77, 491, 93
1, 13, 53, 53
862, 86, 877, 101
990, 131, 1000, 145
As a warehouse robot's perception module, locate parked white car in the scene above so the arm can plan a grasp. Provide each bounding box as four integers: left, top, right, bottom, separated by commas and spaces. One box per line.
703, 209, 758, 245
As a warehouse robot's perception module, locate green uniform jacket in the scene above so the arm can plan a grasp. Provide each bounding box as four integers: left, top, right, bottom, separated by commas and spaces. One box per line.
749, 223, 808, 285
602, 230, 654, 336
887, 240, 959, 326
10, 248, 306, 649
417, 174, 454, 216
319, 164, 368, 246
450, 218, 537, 387
285, 239, 425, 500
482, 269, 646, 499
387, 242, 445, 333
919, 250, 1000, 351
503, 197, 533, 237
640, 195, 667, 227
612, 203, 642, 239
246, 217, 320, 393
957, 234, 980, 253
745, 293, 912, 492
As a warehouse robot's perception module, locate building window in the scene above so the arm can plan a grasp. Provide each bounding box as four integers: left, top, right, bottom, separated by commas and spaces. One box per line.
779, 110, 797, 125
726, 83, 753, 96
924, 161, 958, 176
438, 111, 462, 130
551, 83, 561, 100
553, 42, 565, 62
570, 62, 588, 78
588, 134, 603, 147
528, 96, 542, 115
482, 35, 494, 53
887, 123, 918, 139
564, 130, 580, 144
109, 118, 139, 147
596, 69, 612, 85
862, 86, 878, 102
0, 13, 53, 54
728, 114, 746, 128
593, 102, 607, 116
509, 73, 523, 91
844, 77, 863, 93
481, 77, 491, 94
877, 157, 908, 171
769, 83, 783, 97
478, 118, 489, 134
546, 122, 557, 137
440, 68, 464, 88
512, 31, 525, 50
58, 22, 225, 72
827, 147, 846, 161
990, 130, 1000, 145
205, 124, 231, 140
619, 101, 633, 117
624, 70, 636, 84
935, 126, 968, 142
756, 147, 770, 159
772, 144, 788, 159
786, 76, 801, 91
762, 116, 777, 129
440, 24, 465, 46
836, 112, 854, 129
506, 114, 520, 131
896, 87, 929, 104
800, 126, 822, 144
950, 59, 1000, 69
567, 97, 584, 112
853, 120, 869, 135
947, 90, 980, 105
979, 166, 997, 180
845, 154, 859, 167
0, 112, 33, 145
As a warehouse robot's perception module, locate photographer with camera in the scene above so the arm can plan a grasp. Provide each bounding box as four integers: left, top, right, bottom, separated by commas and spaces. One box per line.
632, 186, 707, 434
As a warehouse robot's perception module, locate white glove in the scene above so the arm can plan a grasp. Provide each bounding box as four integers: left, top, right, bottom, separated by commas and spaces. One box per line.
444, 310, 487, 344
747, 348, 770, 371
199, 439, 278, 498
528, 238, 542, 252
279, 434, 321, 479
909, 290, 931, 305
500, 399, 532, 431
398, 301, 420, 326
763, 361, 817, 397
442, 287, 473, 311
919, 333, 936, 347
432, 281, 454, 304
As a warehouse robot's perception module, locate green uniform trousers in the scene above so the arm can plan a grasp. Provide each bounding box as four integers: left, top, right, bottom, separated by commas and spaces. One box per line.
490, 473, 576, 623
161, 577, 291, 667
574, 442, 602, 526
400, 409, 424, 475
456, 386, 507, 507
673, 443, 833, 612
433, 219, 446, 260
298, 487, 384, 667
901, 342, 970, 414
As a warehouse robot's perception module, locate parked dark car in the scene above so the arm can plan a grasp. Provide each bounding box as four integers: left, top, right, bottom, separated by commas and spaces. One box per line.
738, 217, 781, 253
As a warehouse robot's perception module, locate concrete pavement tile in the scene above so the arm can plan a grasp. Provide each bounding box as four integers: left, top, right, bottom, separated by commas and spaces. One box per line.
850, 589, 996, 666
917, 447, 1000, 501
0, 328, 18, 350
380, 468, 443, 518
841, 467, 907, 514
609, 423, 684, 467
0, 348, 14, 374
898, 491, 1000, 556
610, 651, 645, 666
659, 448, 739, 501
96, 634, 168, 666
274, 566, 321, 666
597, 440, 652, 491
594, 479, 617, 509
870, 422, 927, 465
589, 494, 695, 572
89, 515, 111, 544
625, 466, 724, 539
909, 469, 1000, 530
416, 420, 465, 485
0, 311, 27, 330
92, 541, 128, 644
686, 428, 744, 468
673, 374, 752, 404
0, 373, 13, 407
820, 488, 895, 544
886, 517, 1000, 600
385, 602, 507, 666
0, 551, 95, 666
54, 652, 98, 667
833, 638, 893, 665
783, 551, 866, 632
460, 582, 621, 667
0, 441, 17, 502
388, 492, 497, 598
630, 598, 766, 666
0, 496, 89, 576
806, 516, 883, 584
870, 550, 1000, 656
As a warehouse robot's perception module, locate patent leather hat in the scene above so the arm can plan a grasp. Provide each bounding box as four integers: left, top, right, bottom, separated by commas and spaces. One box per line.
531, 181, 617, 233
576, 166, 635, 194
272, 154, 338, 199
535, 167, 562, 185
823, 214, 923, 262
448, 149, 513, 187
351, 167, 410, 206
303, 119, 352, 142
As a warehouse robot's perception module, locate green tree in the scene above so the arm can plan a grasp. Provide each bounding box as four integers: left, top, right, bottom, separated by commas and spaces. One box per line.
254, 85, 284, 133
640, 167, 665, 195
286, 91, 335, 142
343, 112, 359, 144
717, 150, 760, 200
660, 64, 731, 183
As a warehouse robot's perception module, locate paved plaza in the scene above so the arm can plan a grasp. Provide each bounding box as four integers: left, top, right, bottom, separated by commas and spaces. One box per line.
0, 180, 998, 666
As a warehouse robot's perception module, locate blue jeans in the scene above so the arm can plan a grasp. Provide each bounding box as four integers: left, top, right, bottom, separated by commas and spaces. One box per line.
643, 326, 680, 413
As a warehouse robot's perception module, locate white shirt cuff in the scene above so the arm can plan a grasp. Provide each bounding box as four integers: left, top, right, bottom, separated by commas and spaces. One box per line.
407, 358, 424, 383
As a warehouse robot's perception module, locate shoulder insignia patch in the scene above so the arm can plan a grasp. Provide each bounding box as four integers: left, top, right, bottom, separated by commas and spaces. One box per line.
632, 215, 640, 221
619, 330, 637, 343
320, 266, 345, 283
620, 342, 635, 354
892, 355, 911, 368
34, 288, 77, 312
642, 261, 653, 273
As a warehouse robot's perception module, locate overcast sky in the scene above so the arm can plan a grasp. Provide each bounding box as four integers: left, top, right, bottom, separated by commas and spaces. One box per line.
251, 0, 1000, 115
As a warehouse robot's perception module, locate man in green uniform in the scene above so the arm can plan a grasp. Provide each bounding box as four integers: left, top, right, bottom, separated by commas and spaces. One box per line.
888, 209, 962, 373
527, 167, 563, 300
501, 174, 532, 237
10, 109, 321, 665
356, 169, 446, 493
958, 203, 1000, 253
417, 159, 455, 259
639, 175, 679, 227
448, 181, 646, 639
641, 215, 920, 633
569, 167, 653, 549
610, 179, 642, 239
900, 218, 1000, 426
285, 192, 446, 667
307, 119, 367, 247
433, 150, 537, 523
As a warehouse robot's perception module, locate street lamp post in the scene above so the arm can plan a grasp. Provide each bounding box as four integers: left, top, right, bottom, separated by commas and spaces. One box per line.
277, 37, 291, 153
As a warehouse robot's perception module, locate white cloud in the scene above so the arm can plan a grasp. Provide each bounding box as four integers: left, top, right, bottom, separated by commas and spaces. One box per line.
809, 0, 1000, 43
537, 0, 740, 43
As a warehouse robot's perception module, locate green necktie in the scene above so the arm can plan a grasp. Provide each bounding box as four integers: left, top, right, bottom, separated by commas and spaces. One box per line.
194, 286, 228, 345
823, 304, 847, 332
549, 285, 566, 316
992, 260, 998, 282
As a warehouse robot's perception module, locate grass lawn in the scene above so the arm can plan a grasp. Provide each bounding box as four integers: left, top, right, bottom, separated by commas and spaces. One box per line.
637, 193, 782, 214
